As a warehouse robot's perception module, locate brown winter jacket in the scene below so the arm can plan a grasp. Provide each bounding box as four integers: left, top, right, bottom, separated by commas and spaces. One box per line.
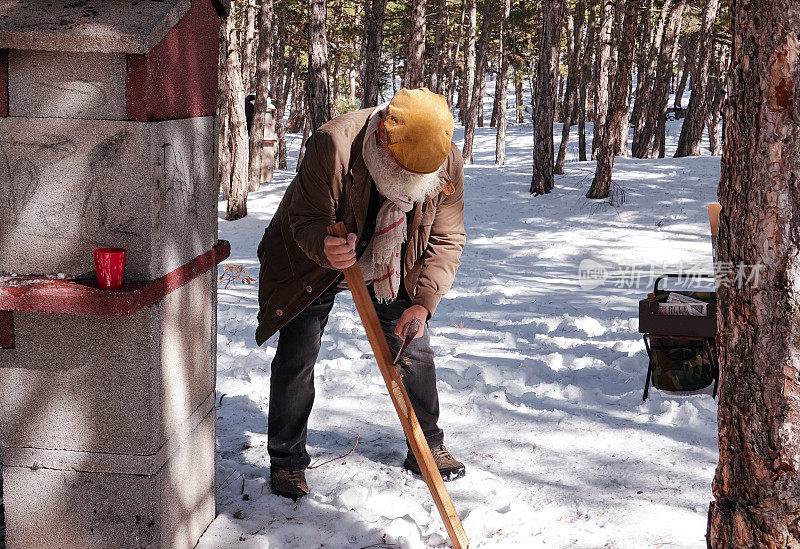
255, 108, 465, 345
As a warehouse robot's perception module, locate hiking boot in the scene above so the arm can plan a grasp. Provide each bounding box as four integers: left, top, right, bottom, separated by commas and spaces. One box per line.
270, 469, 309, 500
403, 445, 465, 481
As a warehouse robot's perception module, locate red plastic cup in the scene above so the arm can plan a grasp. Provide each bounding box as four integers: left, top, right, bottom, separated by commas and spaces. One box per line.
93, 248, 127, 290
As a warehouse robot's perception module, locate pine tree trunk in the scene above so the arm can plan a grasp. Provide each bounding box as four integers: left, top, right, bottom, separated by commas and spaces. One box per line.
430, 0, 448, 93
248, 0, 273, 191
217, 16, 232, 198
463, 0, 493, 162
495, 0, 511, 165
578, 0, 597, 161
555, 0, 585, 174
631, 0, 685, 158
447, 0, 467, 108
362, 0, 387, 107
629, 0, 652, 132
630, 0, 672, 154
225, 22, 250, 221
515, 70, 525, 122
708, 0, 800, 544
586, 0, 640, 199
242, 0, 258, 93
296, 114, 311, 172
673, 39, 690, 113
530, 0, 564, 195
460, 0, 477, 123
308, 0, 331, 130
706, 45, 728, 156
592, 0, 614, 160
405, 0, 427, 88
674, 0, 721, 157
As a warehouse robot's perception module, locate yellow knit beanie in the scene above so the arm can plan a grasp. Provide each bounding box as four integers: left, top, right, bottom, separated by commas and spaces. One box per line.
384, 88, 454, 174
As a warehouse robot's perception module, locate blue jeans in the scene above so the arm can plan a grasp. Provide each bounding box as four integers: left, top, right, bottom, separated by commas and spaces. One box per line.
267, 282, 444, 470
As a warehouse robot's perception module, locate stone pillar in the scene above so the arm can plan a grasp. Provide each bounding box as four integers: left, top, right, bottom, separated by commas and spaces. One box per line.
0, 1, 226, 547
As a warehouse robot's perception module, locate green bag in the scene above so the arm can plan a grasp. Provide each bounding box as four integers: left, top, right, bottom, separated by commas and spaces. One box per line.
647, 336, 716, 392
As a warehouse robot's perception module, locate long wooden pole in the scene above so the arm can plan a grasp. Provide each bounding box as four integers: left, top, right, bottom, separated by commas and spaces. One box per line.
326, 222, 469, 549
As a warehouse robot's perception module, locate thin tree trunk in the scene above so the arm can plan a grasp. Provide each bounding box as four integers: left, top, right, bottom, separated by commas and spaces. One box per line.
592, 0, 614, 160
631, 0, 685, 158
587, 0, 640, 199
248, 0, 273, 191
217, 16, 232, 198
630, 0, 672, 154
405, 0, 427, 88
308, 0, 331, 130
706, 45, 728, 156
242, 0, 258, 92
460, 0, 477, 124
362, 0, 387, 107
578, 0, 597, 160
296, 114, 311, 172
495, 0, 511, 164
708, 0, 800, 543
225, 23, 250, 221
629, 0, 652, 131
515, 69, 524, 122
447, 0, 467, 108
430, 0, 448, 93
673, 39, 690, 113
530, 0, 564, 195
674, 0, 721, 157
555, 0, 585, 173
463, 0, 493, 162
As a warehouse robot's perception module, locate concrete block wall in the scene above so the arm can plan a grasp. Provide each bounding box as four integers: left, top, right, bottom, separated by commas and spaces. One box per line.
0, 116, 216, 281
0, 271, 216, 456
1, 408, 215, 549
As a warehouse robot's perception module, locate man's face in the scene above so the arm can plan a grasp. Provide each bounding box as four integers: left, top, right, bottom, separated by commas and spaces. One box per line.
364, 116, 443, 204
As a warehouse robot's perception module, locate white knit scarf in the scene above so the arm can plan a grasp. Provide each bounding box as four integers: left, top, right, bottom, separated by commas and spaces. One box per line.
360, 105, 443, 302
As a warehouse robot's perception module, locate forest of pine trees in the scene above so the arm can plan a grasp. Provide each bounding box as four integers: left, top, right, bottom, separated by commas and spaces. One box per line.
217, 0, 730, 219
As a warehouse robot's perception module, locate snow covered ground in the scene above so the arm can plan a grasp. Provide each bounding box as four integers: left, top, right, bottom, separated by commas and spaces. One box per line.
198, 88, 722, 549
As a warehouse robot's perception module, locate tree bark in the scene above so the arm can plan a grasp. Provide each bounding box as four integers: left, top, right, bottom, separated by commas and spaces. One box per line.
591, 0, 614, 160
530, 0, 564, 195
673, 38, 690, 114
248, 0, 273, 191
629, 0, 652, 131
447, 0, 467, 108
515, 69, 525, 122
586, 0, 640, 199
296, 114, 311, 172
674, 0, 721, 157
217, 15, 232, 198
242, 0, 258, 93
631, 0, 685, 158
707, 0, 800, 544
495, 0, 511, 165
706, 45, 728, 156
430, 0, 448, 93
405, 0, 427, 88
460, 0, 477, 123
463, 0, 493, 162
555, 0, 586, 173
225, 22, 250, 221
308, 0, 331, 130
362, 0, 387, 107
630, 0, 672, 154
578, 0, 597, 161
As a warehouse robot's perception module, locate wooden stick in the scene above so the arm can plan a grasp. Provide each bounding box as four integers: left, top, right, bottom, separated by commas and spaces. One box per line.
708, 203, 722, 237
326, 222, 469, 549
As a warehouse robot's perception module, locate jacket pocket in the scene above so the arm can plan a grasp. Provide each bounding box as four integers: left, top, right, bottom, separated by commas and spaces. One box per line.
260, 222, 295, 282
